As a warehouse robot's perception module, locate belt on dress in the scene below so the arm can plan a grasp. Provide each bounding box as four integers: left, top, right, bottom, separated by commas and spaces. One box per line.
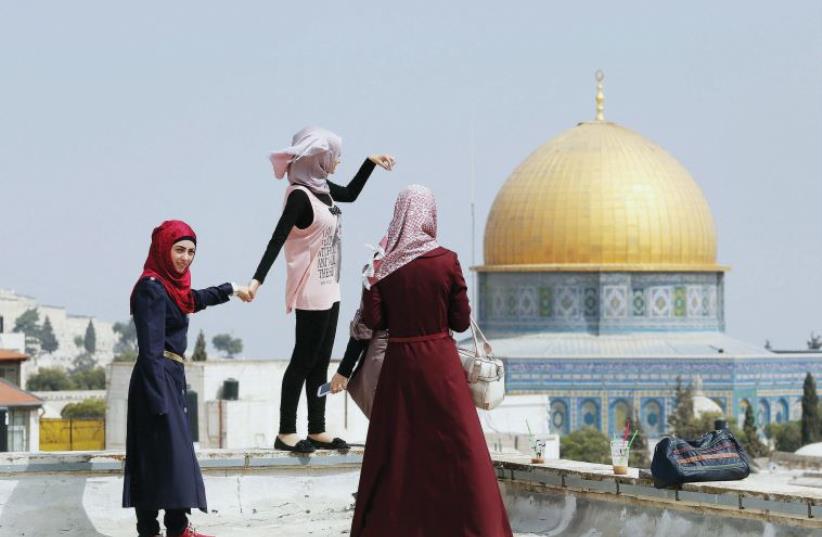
163, 350, 185, 364
388, 331, 451, 343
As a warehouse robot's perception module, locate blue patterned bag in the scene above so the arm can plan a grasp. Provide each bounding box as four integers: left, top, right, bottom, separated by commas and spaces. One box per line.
651, 429, 751, 489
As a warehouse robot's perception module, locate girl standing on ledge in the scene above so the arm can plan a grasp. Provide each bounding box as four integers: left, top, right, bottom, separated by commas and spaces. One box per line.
123, 220, 249, 537
247, 127, 394, 453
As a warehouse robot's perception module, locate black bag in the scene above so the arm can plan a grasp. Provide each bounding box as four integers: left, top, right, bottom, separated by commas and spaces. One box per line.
650, 429, 751, 489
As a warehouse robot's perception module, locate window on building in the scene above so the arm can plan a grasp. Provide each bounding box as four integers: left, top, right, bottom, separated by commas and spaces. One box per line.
7, 409, 28, 452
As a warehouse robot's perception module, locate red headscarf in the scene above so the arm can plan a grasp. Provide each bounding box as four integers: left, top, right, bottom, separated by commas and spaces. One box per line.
132, 220, 198, 314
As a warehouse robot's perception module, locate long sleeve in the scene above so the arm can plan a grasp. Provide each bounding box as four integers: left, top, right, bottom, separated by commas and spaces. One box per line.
337, 336, 369, 378
362, 284, 387, 331
448, 254, 471, 332
132, 279, 169, 416
252, 189, 312, 284
327, 159, 376, 202
192, 283, 234, 312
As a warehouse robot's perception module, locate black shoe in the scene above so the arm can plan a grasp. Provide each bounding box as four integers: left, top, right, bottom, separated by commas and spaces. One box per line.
275, 436, 316, 453
307, 437, 350, 451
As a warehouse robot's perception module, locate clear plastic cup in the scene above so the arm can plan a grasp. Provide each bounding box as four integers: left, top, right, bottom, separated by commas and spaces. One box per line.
610, 439, 630, 475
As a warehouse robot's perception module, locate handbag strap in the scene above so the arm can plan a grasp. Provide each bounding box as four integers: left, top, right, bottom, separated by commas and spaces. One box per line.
469, 317, 493, 356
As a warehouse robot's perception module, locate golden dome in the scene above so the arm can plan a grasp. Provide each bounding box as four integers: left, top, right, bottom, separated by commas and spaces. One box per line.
482, 120, 724, 272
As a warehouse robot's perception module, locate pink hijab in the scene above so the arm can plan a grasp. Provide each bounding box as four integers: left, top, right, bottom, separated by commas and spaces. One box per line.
268, 127, 342, 194
364, 185, 440, 289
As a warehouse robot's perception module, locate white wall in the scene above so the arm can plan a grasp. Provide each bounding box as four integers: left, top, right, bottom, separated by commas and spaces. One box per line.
32, 390, 106, 418
106, 359, 548, 452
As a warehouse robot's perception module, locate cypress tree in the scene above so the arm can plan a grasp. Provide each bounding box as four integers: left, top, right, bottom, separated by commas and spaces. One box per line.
84, 320, 97, 354
801, 372, 819, 445
192, 331, 208, 362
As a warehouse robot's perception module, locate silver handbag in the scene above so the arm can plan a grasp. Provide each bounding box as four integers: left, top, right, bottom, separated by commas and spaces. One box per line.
457, 318, 505, 410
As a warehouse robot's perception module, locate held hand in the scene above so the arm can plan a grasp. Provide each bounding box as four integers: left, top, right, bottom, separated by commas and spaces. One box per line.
236, 287, 253, 303
248, 279, 261, 301
330, 373, 348, 394
368, 154, 396, 171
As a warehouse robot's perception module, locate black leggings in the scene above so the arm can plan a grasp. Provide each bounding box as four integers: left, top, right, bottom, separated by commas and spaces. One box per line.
279, 302, 340, 435
136, 508, 187, 536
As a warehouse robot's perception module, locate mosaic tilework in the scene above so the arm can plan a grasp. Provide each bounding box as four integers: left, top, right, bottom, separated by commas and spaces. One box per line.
603, 286, 628, 318
632, 288, 646, 317
583, 288, 598, 318
539, 287, 552, 317
674, 287, 686, 317
555, 287, 580, 319
480, 272, 725, 335
517, 287, 538, 317
649, 287, 672, 317
687, 286, 703, 317
505, 356, 822, 436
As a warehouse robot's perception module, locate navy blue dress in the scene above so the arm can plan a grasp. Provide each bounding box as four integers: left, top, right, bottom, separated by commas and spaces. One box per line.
122, 277, 233, 512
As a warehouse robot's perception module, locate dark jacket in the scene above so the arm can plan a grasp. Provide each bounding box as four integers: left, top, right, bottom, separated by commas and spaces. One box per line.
122, 277, 232, 511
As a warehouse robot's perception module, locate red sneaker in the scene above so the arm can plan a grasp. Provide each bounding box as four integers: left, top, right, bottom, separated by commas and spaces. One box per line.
173, 526, 215, 537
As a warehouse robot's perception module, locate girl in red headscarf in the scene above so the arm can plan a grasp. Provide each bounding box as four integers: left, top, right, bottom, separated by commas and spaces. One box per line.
123, 220, 250, 537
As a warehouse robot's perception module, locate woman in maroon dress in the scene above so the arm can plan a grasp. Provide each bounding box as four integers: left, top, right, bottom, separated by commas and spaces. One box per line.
350, 185, 513, 537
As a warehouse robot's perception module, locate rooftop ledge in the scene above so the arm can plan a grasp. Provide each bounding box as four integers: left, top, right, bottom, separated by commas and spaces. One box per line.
1, 450, 821, 532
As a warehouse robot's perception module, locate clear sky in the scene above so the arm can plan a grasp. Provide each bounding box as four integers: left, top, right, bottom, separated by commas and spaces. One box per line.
1, 2, 820, 358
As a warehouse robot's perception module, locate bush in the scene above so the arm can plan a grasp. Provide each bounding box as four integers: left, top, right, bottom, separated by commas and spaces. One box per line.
26, 366, 106, 391
71, 367, 106, 390
766, 421, 802, 453
560, 428, 611, 464
61, 398, 106, 419
27, 367, 73, 391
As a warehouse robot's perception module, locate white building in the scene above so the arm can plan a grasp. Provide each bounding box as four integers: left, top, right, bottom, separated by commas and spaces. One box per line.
0, 289, 117, 371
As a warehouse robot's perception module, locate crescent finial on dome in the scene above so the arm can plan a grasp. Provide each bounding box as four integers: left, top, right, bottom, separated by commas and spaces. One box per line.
595, 70, 605, 121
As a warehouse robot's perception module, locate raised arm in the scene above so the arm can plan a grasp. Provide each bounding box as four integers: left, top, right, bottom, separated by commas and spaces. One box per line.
132, 279, 170, 416
251, 189, 311, 285
448, 254, 471, 332
327, 159, 376, 202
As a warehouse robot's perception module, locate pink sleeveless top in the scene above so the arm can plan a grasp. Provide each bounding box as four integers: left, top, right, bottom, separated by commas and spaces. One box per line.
283, 185, 342, 313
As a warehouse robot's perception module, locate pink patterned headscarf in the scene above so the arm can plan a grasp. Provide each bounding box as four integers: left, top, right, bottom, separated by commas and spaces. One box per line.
268, 126, 342, 194
364, 185, 440, 289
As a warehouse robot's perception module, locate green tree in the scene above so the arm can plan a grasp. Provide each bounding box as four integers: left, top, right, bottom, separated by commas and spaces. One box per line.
560, 428, 611, 464
84, 320, 97, 354
70, 367, 106, 390
742, 404, 769, 457
212, 334, 242, 358
113, 319, 137, 354
192, 330, 208, 362
628, 410, 650, 468
74, 335, 85, 348
61, 398, 106, 419
13, 308, 40, 335
801, 372, 820, 445
667, 376, 695, 437
39, 316, 59, 354
13, 308, 41, 355
765, 421, 802, 452
26, 367, 73, 391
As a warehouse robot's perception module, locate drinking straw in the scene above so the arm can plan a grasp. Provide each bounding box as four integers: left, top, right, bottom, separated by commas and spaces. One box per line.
626, 429, 639, 449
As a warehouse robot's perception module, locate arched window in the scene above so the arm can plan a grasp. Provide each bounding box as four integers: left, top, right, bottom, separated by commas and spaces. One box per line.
757, 399, 770, 427
550, 400, 569, 435
610, 399, 631, 437
775, 399, 789, 424
579, 399, 601, 431
642, 399, 663, 435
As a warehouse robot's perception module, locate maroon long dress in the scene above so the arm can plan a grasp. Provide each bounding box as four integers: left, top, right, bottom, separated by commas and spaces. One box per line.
350, 247, 513, 537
